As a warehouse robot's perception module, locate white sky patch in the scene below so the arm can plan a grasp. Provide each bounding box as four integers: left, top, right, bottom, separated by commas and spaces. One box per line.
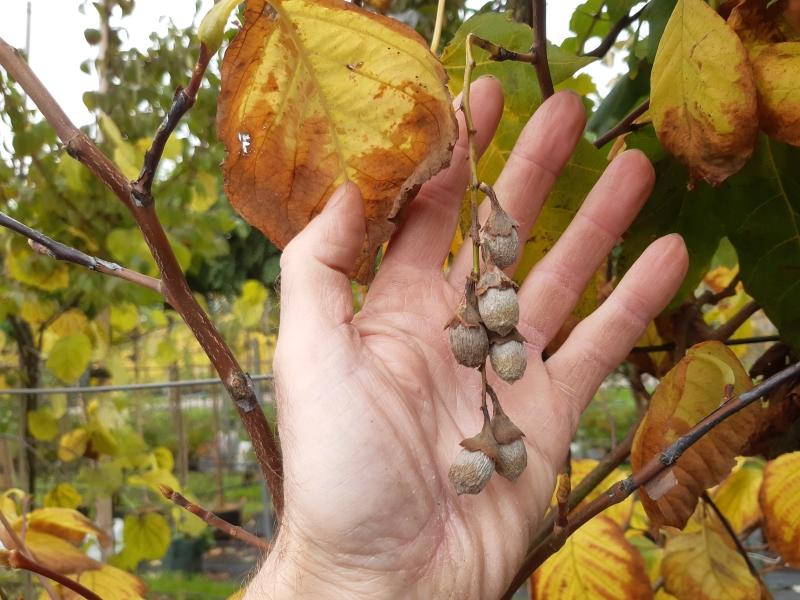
0, 0, 623, 129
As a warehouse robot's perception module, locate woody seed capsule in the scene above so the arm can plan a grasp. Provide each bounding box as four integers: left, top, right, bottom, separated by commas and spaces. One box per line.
476, 266, 519, 336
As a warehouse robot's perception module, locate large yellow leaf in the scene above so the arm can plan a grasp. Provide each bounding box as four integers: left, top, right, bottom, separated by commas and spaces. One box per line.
58, 428, 90, 462
46, 333, 92, 383
711, 457, 764, 533
662, 508, 760, 600
532, 516, 652, 599
217, 0, 457, 283
631, 342, 757, 532
0, 529, 100, 574
760, 450, 800, 566
751, 42, 800, 146
27, 409, 59, 442
20, 507, 110, 548
650, 0, 758, 185
64, 565, 146, 600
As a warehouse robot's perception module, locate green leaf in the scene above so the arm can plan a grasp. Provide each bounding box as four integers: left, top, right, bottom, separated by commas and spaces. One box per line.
232, 280, 268, 329
110, 303, 140, 334
620, 159, 725, 308
44, 483, 83, 510
46, 333, 92, 383
122, 513, 171, 563
199, 0, 243, 53
27, 409, 59, 442
722, 137, 800, 350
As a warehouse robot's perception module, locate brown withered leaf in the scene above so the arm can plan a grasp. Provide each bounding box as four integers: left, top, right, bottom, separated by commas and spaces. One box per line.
631, 342, 760, 532
217, 0, 457, 282
728, 0, 793, 46
650, 0, 758, 186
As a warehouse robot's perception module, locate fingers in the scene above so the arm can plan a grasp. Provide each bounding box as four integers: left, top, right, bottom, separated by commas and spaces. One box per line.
278, 182, 365, 332
546, 234, 688, 427
447, 91, 586, 285
516, 150, 656, 349
379, 76, 504, 273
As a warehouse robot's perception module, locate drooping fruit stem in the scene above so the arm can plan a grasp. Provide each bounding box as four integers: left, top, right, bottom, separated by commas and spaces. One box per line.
463, 34, 482, 282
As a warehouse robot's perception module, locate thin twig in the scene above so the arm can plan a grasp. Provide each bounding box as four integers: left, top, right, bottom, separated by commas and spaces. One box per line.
130, 44, 212, 203
159, 485, 270, 552
531, 0, 554, 98
576, 0, 606, 54
593, 98, 649, 148
463, 34, 482, 280
701, 492, 761, 579
470, 36, 535, 63
697, 272, 742, 306
503, 360, 800, 598
631, 335, 781, 354
0, 36, 284, 516
583, 3, 649, 58
0, 550, 100, 600
430, 0, 446, 55
711, 301, 760, 342
0, 212, 162, 293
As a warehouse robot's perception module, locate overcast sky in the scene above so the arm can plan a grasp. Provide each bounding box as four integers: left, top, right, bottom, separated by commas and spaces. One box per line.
0, 0, 610, 127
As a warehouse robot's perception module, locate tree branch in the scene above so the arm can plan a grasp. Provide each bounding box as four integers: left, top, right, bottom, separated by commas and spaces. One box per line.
0, 36, 284, 516
470, 36, 535, 63
593, 98, 649, 148
130, 44, 212, 203
701, 492, 761, 579
710, 300, 760, 342
159, 485, 270, 552
583, 3, 649, 59
0, 550, 100, 600
503, 360, 800, 597
631, 335, 782, 354
0, 212, 162, 293
0, 511, 58, 600
531, 0, 554, 99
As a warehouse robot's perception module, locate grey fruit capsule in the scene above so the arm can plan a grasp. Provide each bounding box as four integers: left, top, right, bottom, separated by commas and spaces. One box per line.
448, 322, 489, 368
448, 448, 495, 495
478, 287, 519, 336
481, 228, 519, 269
490, 338, 527, 382
495, 439, 527, 481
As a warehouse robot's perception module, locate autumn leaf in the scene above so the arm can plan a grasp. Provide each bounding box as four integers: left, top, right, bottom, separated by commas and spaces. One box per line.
58, 428, 90, 462
750, 43, 800, 145
631, 342, 758, 532
662, 507, 760, 600
728, 0, 800, 47
27, 409, 59, 442
532, 516, 652, 599
0, 529, 100, 575
711, 458, 764, 533
46, 333, 92, 383
760, 450, 800, 566
217, 0, 457, 283
21, 507, 110, 548
121, 513, 171, 564
64, 565, 147, 600
650, 0, 758, 185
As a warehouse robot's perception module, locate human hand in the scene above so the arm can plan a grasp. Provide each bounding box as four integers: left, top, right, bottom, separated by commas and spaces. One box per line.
247, 78, 688, 599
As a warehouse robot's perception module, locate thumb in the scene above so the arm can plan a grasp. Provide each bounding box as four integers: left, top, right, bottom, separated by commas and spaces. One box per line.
278, 181, 365, 330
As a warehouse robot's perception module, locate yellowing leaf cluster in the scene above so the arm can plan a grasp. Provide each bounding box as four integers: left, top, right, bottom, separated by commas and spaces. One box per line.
651, 0, 800, 185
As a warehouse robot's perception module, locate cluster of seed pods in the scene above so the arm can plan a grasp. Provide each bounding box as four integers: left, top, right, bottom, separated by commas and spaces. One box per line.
446, 188, 529, 495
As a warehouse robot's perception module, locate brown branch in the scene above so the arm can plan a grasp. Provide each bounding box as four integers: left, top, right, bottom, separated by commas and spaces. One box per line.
697, 272, 741, 306
701, 492, 761, 579
593, 98, 650, 148
0, 212, 162, 293
583, 2, 649, 58
0, 37, 284, 516
0, 550, 100, 600
710, 301, 760, 342
531, 0, 554, 99
470, 36, 535, 63
631, 335, 782, 354
503, 360, 800, 597
523, 409, 646, 564
130, 44, 212, 203
159, 485, 270, 552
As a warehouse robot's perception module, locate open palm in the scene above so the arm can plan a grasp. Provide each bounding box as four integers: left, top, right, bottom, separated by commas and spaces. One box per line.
249, 79, 688, 599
